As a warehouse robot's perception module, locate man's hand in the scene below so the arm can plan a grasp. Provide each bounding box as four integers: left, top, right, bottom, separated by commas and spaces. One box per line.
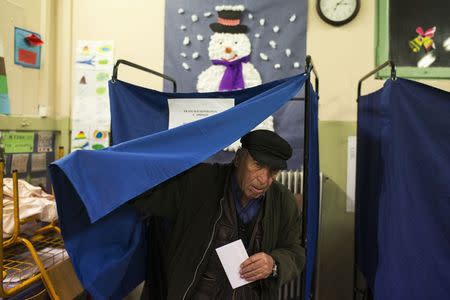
240, 252, 274, 281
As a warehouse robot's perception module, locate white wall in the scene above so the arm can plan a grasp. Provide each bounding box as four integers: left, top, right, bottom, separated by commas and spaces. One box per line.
72, 0, 166, 101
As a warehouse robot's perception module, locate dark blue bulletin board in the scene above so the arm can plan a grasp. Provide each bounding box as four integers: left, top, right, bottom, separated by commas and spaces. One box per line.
163, 0, 308, 169
0, 131, 55, 192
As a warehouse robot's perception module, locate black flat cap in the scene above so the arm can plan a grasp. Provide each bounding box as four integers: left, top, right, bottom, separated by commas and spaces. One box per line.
241, 130, 292, 170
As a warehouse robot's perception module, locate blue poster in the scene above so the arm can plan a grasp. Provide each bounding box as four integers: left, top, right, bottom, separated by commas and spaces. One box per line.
14, 27, 42, 69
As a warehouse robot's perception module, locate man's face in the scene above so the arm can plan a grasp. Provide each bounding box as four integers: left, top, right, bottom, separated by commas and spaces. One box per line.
234, 150, 279, 201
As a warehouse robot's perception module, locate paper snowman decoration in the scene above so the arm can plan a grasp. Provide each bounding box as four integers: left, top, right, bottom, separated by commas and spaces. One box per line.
197, 5, 262, 92
197, 5, 273, 152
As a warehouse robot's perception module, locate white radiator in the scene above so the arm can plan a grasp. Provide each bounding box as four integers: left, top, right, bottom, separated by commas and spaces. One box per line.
276, 170, 323, 201
276, 170, 303, 195
276, 170, 324, 300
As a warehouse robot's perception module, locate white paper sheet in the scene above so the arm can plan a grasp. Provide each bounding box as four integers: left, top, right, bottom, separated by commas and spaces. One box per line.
167, 98, 234, 129
346, 136, 357, 212
215, 239, 252, 289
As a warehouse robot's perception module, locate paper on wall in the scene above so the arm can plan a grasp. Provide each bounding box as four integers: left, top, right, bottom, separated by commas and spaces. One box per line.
31, 153, 47, 172
346, 136, 357, 212
168, 98, 234, 129
72, 41, 113, 152
11, 153, 29, 173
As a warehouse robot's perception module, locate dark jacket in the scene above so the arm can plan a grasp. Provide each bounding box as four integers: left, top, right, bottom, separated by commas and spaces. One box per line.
131, 163, 305, 300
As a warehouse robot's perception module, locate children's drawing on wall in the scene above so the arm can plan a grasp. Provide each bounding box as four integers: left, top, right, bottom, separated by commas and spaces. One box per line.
90, 130, 109, 150
72, 130, 89, 151
72, 41, 113, 152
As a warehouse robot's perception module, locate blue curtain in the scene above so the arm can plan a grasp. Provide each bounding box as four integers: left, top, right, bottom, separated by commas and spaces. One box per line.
303, 82, 320, 300
356, 78, 450, 300
49, 74, 307, 299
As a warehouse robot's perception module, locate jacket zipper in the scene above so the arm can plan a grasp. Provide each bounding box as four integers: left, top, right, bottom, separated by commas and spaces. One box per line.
181, 196, 225, 300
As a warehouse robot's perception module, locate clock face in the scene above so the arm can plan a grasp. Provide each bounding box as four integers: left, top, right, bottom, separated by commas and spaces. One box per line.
317, 0, 360, 26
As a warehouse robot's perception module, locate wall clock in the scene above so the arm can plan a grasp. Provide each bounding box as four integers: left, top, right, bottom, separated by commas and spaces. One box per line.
317, 0, 360, 26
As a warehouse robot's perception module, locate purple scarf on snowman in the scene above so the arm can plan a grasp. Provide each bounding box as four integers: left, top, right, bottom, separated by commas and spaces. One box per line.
211, 55, 250, 91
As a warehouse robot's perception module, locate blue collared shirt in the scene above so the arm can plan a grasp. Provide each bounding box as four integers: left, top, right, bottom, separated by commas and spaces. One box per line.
231, 174, 263, 224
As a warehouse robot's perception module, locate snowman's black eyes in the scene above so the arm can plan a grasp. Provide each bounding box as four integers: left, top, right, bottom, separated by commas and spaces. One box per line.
234, 41, 238, 44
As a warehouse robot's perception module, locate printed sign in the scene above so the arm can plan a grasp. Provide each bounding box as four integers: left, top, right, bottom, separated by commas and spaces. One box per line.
3, 132, 35, 153
168, 98, 234, 129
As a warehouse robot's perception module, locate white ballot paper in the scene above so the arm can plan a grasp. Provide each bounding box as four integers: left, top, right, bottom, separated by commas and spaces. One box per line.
215, 239, 253, 289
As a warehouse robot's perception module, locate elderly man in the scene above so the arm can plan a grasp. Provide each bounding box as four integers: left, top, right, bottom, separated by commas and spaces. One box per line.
131, 129, 304, 299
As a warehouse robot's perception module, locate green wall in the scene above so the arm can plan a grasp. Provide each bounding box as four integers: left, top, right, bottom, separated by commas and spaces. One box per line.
316, 120, 357, 300
0, 116, 70, 154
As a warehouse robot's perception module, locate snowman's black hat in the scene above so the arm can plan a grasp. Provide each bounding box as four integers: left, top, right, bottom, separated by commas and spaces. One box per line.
210, 5, 248, 34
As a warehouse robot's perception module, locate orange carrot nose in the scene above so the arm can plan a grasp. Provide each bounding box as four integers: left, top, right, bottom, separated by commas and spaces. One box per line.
225, 47, 232, 53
